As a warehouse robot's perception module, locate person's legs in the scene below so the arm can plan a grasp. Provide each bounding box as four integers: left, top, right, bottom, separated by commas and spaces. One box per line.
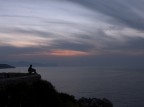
32, 69, 37, 74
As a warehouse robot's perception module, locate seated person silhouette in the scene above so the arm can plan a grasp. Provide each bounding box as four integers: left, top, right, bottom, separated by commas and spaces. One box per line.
28, 64, 37, 74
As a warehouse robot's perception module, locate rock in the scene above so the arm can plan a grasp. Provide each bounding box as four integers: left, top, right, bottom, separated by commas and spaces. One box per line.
78, 97, 113, 107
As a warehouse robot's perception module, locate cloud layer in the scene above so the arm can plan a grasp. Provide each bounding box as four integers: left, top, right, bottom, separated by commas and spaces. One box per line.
0, 0, 144, 66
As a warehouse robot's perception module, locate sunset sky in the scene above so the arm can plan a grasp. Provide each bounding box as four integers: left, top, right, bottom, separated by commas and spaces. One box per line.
0, 0, 144, 66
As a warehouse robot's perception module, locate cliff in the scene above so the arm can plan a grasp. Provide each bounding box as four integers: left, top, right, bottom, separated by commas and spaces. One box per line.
0, 78, 113, 107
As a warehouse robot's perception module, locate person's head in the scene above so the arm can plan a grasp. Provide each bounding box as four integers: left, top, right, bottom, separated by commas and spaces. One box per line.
30, 64, 32, 67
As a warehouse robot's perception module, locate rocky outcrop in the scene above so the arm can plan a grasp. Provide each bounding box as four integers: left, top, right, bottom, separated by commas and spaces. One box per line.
78, 97, 113, 107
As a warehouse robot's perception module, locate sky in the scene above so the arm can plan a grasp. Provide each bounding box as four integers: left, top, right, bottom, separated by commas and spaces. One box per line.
0, 0, 144, 66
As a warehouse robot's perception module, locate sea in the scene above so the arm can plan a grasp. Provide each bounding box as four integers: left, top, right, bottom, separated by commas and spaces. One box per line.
1, 67, 144, 107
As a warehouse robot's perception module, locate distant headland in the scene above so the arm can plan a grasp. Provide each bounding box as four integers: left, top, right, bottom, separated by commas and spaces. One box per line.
0, 64, 15, 69
0, 61, 59, 67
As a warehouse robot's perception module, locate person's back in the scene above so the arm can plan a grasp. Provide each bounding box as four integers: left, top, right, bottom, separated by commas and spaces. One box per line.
28, 65, 32, 72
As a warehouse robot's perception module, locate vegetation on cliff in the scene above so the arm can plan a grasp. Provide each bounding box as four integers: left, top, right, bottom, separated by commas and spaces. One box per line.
0, 79, 113, 107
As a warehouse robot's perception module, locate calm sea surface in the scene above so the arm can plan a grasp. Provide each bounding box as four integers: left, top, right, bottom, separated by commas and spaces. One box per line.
1, 67, 144, 107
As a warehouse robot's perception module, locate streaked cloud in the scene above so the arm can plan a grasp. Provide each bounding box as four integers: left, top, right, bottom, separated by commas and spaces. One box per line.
0, 33, 51, 47
0, 0, 144, 66
70, 0, 144, 30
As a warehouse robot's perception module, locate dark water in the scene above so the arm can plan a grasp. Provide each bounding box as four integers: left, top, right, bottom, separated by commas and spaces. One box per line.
1, 67, 144, 107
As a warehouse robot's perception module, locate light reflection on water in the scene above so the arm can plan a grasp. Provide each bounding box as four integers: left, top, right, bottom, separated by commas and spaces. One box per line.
1, 67, 144, 107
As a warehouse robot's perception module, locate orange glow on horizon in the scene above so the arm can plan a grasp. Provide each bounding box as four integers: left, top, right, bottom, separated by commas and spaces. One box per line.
50, 50, 90, 56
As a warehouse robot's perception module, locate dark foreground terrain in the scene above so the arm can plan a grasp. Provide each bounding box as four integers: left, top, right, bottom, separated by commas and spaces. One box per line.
0, 79, 113, 107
